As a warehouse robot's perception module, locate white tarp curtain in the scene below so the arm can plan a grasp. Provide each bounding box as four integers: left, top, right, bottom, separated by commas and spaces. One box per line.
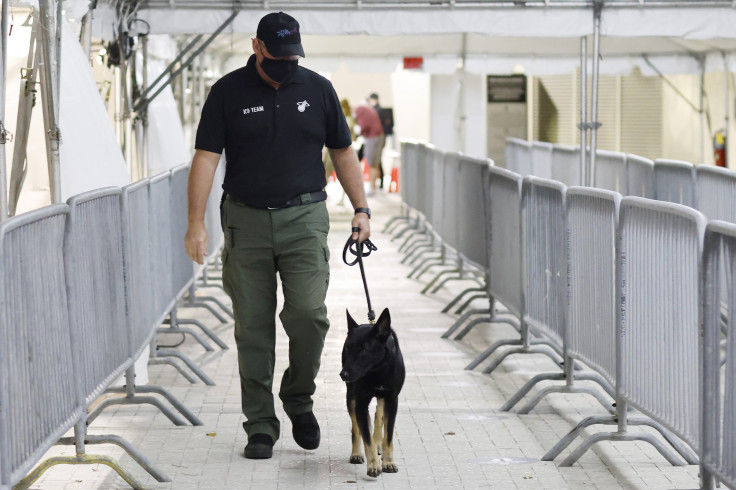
58, 20, 131, 200
137, 7, 736, 76
4, 16, 130, 212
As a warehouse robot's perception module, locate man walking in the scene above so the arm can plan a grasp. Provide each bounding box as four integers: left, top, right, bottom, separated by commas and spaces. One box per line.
184, 11, 370, 460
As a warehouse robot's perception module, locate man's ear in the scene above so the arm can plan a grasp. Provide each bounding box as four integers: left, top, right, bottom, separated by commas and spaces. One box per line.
346, 309, 359, 331
376, 308, 391, 341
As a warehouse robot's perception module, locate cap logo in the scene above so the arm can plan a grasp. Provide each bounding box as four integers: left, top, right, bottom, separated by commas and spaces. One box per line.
276, 28, 298, 38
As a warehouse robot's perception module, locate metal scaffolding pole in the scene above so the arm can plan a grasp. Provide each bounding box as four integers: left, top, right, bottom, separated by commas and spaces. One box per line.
8, 20, 39, 216
724, 52, 729, 168
588, 0, 603, 187
38, 0, 63, 203
579, 36, 588, 186
0, 0, 9, 220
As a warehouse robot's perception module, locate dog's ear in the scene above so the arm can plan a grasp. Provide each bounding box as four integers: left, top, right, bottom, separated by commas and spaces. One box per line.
376, 308, 391, 341
346, 309, 359, 331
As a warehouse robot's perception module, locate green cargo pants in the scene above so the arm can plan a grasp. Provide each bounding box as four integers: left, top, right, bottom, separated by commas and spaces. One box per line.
221, 195, 330, 442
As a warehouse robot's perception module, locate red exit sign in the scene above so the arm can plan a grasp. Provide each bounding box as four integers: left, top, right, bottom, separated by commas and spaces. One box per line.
403, 57, 423, 70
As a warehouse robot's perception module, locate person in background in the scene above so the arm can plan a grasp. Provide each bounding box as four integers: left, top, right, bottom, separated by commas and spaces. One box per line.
184, 11, 371, 461
368, 93, 394, 190
355, 98, 384, 195
323, 98, 357, 183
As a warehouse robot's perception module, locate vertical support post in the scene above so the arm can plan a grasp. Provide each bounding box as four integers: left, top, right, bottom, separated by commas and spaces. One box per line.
9, 20, 39, 216
579, 36, 588, 186
456, 32, 467, 155
699, 55, 706, 165
588, 0, 603, 187
38, 0, 63, 203
135, 34, 149, 179
0, 0, 10, 220
723, 52, 729, 168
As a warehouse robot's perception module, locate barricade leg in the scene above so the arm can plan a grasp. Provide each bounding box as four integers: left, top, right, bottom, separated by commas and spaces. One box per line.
406, 256, 445, 279
560, 431, 685, 467
421, 268, 459, 294
148, 357, 198, 384
187, 293, 234, 320
441, 309, 490, 339
455, 314, 519, 340
453, 293, 488, 315
482, 344, 563, 375
15, 455, 145, 490
441, 287, 487, 314
155, 349, 215, 385
88, 393, 187, 427
408, 243, 438, 266
169, 318, 229, 350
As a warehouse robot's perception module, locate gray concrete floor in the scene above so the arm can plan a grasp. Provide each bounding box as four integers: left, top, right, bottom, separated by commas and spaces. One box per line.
30, 185, 700, 489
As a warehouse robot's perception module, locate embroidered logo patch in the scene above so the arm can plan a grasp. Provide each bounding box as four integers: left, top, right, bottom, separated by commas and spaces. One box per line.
276, 28, 298, 38
297, 100, 310, 112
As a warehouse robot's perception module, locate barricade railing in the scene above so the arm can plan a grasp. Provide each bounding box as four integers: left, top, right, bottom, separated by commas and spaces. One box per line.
0, 205, 80, 489
530, 141, 553, 180
550, 144, 580, 187
148, 170, 215, 386
594, 149, 627, 193
702, 220, 736, 490
164, 164, 229, 350
697, 164, 736, 224
499, 187, 619, 414
0, 204, 168, 489
85, 180, 202, 427
504, 136, 529, 174
543, 197, 702, 467
654, 158, 697, 207
625, 154, 655, 198
451, 167, 525, 361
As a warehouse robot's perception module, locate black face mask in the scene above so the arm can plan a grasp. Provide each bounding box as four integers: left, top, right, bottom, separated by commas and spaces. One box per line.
259, 57, 298, 83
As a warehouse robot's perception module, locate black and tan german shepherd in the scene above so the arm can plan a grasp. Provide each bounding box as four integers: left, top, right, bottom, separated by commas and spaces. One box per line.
340, 308, 405, 477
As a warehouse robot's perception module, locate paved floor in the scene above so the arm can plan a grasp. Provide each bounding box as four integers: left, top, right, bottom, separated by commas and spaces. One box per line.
31, 186, 701, 489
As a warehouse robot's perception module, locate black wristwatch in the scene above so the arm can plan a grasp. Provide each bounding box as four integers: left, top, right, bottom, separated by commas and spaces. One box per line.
354, 207, 371, 219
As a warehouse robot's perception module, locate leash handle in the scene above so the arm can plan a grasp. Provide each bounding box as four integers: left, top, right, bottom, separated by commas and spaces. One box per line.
343, 228, 378, 322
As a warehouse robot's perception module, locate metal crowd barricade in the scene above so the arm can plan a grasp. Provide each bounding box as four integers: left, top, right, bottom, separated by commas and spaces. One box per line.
550, 144, 581, 187
148, 170, 215, 385
594, 149, 627, 193
463, 176, 565, 373
697, 164, 736, 224
702, 221, 736, 490
384, 140, 419, 233
437, 156, 492, 318
388, 141, 424, 241
530, 141, 553, 179
625, 154, 655, 198
446, 166, 523, 347
407, 147, 452, 281
653, 158, 697, 207
85, 180, 202, 427
501, 187, 618, 413
402, 145, 445, 268
421, 151, 476, 295
504, 137, 530, 174
165, 164, 228, 350
398, 143, 434, 256
0, 205, 80, 489
544, 197, 701, 467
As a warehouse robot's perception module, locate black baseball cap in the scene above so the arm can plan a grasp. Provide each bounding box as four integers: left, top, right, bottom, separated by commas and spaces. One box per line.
256, 12, 305, 58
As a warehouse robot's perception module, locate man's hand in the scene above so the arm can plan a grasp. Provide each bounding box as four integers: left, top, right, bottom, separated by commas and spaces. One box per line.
351, 213, 371, 243
185, 221, 209, 265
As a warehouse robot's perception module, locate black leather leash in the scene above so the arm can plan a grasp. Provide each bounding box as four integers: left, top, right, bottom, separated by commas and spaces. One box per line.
342, 227, 378, 323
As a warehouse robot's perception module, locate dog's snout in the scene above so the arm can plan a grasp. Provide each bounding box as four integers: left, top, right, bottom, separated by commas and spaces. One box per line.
339, 370, 350, 381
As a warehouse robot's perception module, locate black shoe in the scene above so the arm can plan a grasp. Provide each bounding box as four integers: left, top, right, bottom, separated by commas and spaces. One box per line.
244, 434, 274, 459
287, 411, 320, 450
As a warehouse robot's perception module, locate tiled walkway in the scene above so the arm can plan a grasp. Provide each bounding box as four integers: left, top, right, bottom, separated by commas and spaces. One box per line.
32, 187, 700, 489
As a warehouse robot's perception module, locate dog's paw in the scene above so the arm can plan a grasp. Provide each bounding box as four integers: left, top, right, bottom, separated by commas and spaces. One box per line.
349, 455, 364, 464
382, 463, 398, 473
366, 465, 382, 478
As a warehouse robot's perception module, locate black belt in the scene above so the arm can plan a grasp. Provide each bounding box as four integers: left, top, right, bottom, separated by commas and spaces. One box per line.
226, 190, 327, 210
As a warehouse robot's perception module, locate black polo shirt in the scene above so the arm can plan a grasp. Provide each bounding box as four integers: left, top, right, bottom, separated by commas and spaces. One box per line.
195, 54, 352, 208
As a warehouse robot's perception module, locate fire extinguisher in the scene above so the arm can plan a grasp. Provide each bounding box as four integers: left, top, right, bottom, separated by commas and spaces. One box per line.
714, 130, 727, 167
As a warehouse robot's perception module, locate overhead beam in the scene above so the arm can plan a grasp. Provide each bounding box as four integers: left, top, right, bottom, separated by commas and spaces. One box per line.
139, 0, 736, 9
